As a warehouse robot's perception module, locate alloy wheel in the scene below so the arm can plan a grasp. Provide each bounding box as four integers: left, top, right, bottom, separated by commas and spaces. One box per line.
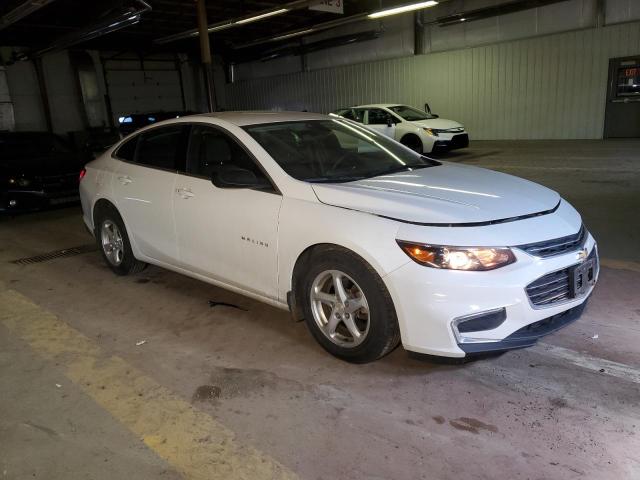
310, 269, 370, 347
100, 220, 124, 266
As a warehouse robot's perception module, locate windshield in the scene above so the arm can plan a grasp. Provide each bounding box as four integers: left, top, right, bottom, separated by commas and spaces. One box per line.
244, 119, 438, 183
388, 105, 435, 121
0, 134, 71, 159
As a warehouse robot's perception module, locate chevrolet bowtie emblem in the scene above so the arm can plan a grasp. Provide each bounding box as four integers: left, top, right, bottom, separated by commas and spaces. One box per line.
577, 248, 588, 260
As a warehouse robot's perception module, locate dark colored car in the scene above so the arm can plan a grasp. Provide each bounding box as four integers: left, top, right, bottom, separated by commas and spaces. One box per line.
1, 132, 84, 214
118, 111, 196, 136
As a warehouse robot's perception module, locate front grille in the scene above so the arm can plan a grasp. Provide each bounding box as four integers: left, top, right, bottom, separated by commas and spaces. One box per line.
434, 127, 465, 133
526, 248, 597, 307
517, 225, 586, 258
450, 134, 469, 148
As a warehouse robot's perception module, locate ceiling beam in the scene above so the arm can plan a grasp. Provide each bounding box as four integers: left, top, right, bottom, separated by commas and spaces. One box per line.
154, 0, 318, 44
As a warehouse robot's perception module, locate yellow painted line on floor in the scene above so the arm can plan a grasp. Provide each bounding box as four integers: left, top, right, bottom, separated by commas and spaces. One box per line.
0, 289, 297, 480
600, 258, 640, 274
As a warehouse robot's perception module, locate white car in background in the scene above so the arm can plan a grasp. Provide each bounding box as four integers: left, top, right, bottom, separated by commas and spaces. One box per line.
80, 112, 597, 363
333, 103, 468, 154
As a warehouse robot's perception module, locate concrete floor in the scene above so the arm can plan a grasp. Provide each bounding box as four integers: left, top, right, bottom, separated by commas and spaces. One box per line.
1, 139, 639, 480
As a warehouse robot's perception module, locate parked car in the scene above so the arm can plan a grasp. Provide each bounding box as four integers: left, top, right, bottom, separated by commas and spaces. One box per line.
80, 112, 598, 363
1, 132, 84, 214
332, 103, 468, 153
118, 111, 196, 136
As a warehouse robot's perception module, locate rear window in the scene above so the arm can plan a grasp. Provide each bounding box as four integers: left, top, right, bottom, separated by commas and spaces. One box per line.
114, 125, 188, 170
136, 125, 186, 170
115, 136, 138, 161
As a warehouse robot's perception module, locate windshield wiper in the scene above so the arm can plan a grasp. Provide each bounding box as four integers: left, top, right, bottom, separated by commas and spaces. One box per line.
362, 164, 431, 179
306, 176, 366, 184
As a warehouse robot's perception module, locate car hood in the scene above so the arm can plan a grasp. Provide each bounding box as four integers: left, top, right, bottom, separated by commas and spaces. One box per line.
409, 118, 463, 130
311, 162, 560, 225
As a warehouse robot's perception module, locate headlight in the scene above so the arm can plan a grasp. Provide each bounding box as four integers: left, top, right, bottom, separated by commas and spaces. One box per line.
397, 241, 516, 271
424, 128, 438, 137
8, 177, 32, 187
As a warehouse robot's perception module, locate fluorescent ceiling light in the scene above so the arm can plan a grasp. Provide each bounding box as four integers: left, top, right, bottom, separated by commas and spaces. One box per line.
236, 8, 289, 25
368, 1, 438, 19
207, 22, 233, 33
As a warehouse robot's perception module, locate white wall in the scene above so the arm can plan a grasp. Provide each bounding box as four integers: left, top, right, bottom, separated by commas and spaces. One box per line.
4, 50, 200, 133
223, 21, 640, 140
422, 0, 597, 53
41, 51, 86, 133
5, 60, 47, 132
605, 0, 640, 24
233, 15, 415, 81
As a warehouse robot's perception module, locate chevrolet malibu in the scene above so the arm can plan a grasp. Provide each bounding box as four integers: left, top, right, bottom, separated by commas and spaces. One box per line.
79, 112, 598, 363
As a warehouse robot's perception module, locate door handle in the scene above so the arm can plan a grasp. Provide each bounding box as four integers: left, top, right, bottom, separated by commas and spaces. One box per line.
118, 175, 132, 185
176, 187, 194, 199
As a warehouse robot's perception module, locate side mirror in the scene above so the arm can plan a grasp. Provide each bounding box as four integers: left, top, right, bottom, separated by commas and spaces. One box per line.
387, 116, 395, 127
212, 166, 271, 189
424, 102, 439, 118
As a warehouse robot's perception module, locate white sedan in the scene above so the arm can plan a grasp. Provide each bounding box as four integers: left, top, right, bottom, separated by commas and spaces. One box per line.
332, 103, 468, 153
79, 112, 598, 363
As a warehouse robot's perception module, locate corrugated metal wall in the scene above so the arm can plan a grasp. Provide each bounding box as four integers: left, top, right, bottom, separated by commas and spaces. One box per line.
224, 22, 640, 139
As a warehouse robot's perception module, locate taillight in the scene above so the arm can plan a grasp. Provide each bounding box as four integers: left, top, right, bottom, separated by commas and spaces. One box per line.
79, 168, 86, 182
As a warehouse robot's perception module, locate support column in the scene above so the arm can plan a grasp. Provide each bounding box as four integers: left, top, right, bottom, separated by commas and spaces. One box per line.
196, 0, 216, 112
33, 57, 53, 132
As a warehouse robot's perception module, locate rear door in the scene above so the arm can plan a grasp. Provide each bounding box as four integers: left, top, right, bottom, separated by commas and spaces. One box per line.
112, 124, 188, 263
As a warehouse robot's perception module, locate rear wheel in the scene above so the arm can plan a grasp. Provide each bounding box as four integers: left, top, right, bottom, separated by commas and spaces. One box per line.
300, 248, 400, 363
94, 205, 146, 275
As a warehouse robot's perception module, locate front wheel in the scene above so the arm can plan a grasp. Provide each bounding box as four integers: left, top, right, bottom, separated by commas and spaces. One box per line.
300, 248, 400, 363
400, 135, 423, 154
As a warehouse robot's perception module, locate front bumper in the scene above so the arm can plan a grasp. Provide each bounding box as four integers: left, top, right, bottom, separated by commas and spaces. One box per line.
384, 233, 598, 358
458, 300, 587, 354
433, 133, 469, 150
0, 189, 80, 214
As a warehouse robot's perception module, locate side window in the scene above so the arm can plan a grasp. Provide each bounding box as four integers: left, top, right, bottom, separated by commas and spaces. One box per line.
135, 125, 186, 170
367, 108, 390, 125
115, 136, 138, 161
187, 125, 270, 183
339, 109, 355, 120
352, 109, 365, 123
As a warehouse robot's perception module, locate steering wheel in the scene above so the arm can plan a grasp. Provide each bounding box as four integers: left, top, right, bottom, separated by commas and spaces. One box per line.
326, 151, 359, 175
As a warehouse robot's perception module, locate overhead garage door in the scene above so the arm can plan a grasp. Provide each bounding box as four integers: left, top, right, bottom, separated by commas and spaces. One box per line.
103, 56, 185, 124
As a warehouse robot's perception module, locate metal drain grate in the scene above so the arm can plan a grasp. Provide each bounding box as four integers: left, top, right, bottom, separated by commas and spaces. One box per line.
10, 244, 97, 265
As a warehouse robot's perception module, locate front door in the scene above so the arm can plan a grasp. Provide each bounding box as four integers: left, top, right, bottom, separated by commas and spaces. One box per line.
172, 124, 282, 299
112, 124, 188, 263
604, 56, 640, 138
364, 108, 397, 139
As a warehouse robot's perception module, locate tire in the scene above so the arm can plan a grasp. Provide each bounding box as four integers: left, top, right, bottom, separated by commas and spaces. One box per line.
300, 247, 400, 363
400, 135, 423, 154
94, 204, 146, 276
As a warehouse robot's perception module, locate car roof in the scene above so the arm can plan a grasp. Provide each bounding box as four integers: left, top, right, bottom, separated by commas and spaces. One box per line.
349, 104, 402, 109
184, 111, 329, 126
